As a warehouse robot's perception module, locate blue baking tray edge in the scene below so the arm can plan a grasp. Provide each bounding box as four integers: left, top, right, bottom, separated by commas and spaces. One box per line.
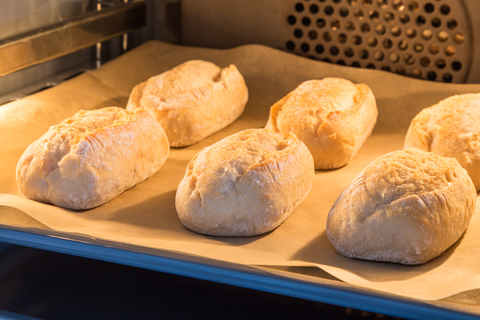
0, 224, 478, 320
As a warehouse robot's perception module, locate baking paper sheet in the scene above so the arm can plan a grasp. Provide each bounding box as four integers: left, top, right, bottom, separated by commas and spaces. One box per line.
1, 41, 480, 301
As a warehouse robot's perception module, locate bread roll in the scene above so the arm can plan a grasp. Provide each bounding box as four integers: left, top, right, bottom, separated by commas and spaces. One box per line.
126, 60, 248, 147
326, 148, 476, 265
405, 93, 480, 190
16, 107, 169, 210
175, 128, 314, 236
265, 78, 377, 170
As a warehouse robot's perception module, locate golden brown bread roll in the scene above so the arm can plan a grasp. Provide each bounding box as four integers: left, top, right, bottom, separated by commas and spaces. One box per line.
16, 107, 169, 210
126, 60, 248, 147
404, 93, 480, 190
326, 148, 476, 265
265, 78, 377, 170
175, 128, 314, 236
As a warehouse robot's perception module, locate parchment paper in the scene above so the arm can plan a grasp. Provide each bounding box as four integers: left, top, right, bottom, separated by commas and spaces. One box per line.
1, 41, 480, 301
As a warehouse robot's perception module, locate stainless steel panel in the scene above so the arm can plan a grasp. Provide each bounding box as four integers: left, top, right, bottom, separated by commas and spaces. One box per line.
0, 0, 146, 77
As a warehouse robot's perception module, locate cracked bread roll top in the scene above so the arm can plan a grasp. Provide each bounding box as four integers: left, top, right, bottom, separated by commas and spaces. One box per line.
16, 107, 169, 210
405, 93, 480, 191
175, 128, 315, 236
126, 60, 248, 147
326, 148, 476, 265
265, 78, 377, 170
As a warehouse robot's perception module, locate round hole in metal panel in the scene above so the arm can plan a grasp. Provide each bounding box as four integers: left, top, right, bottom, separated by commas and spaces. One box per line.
382, 65, 391, 71
287, 15, 297, 25
438, 31, 448, 42
416, 15, 426, 25
411, 69, 422, 78
435, 58, 446, 69
309, 30, 318, 39
431, 17, 441, 28
385, 12, 395, 22
406, 27, 417, 38
340, 7, 350, 17
383, 38, 393, 49
420, 56, 431, 67
310, 4, 319, 14
390, 52, 400, 62
378, 0, 388, 9
391, 26, 401, 36
414, 42, 424, 52
301, 43, 310, 52
317, 18, 326, 28
393, 0, 405, 11
325, 6, 335, 15
330, 46, 340, 55
422, 29, 433, 40
360, 49, 369, 59
302, 17, 311, 26
409, 1, 419, 12
363, 0, 373, 7
427, 71, 437, 80
353, 35, 363, 45
443, 73, 453, 82
440, 5, 450, 15
345, 47, 355, 57
424, 3, 434, 13
452, 61, 462, 71
338, 33, 348, 43
294, 28, 303, 38
324, 32, 333, 41
454, 33, 464, 44
361, 23, 371, 32
376, 23, 386, 35
295, 2, 305, 12
369, 10, 380, 20
367, 36, 378, 46
405, 54, 415, 65
374, 51, 384, 61
400, 13, 410, 23
447, 19, 457, 29
355, 8, 365, 19
445, 45, 456, 56
429, 43, 439, 54
315, 44, 325, 54
332, 20, 342, 30
346, 21, 356, 30
399, 39, 408, 50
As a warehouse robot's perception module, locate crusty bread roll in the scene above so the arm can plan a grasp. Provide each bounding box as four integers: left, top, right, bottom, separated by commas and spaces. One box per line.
265, 78, 377, 170
126, 60, 248, 147
405, 93, 480, 191
327, 148, 476, 265
16, 107, 169, 210
175, 128, 314, 236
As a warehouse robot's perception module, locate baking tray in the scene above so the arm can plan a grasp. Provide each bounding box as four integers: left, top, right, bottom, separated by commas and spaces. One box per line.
1, 41, 480, 319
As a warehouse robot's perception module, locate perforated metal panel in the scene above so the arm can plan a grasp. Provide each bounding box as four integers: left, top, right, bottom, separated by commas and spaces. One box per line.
284, 0, 471, 83
181, 0, 480, 83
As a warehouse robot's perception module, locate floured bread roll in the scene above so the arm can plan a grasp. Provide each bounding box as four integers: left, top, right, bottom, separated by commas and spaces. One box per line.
327, 148, 476, 265
265, 78, 377, 170
126, 60, 248, 147
16, 107, 169, 210
175, 128, 314, 236
405, 93, 480, 190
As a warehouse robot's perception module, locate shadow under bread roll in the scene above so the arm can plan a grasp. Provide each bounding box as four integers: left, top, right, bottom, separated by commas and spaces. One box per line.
265, 78, 377, 170
327, 148, 476, 265
16, 107, 170, 210
175, 128, 314, 236
126, 60, 248, 147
